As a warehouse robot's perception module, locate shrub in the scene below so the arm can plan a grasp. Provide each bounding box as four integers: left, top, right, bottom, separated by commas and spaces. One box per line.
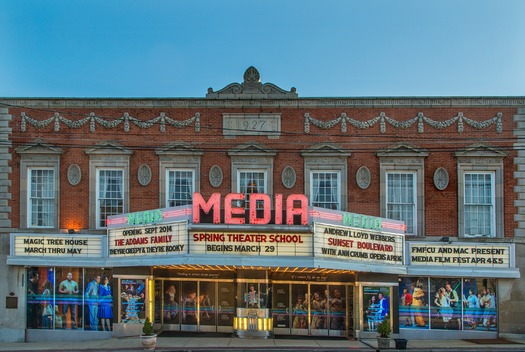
142, 317, 155, 336
377, 318, 391, 338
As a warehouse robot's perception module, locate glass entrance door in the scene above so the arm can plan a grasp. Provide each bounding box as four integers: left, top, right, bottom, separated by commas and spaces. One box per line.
272, 282, 352, 337
272, 283, 290, 334
291, 284, 309, 335
217, 282, 235, 333
198, 281, 215, 332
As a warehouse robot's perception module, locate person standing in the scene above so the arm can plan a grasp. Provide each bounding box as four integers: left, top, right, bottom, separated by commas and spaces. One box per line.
464, 289, 480, 329
164, 284, 178, 322
85, 275, 100, 330
366, 295, 379, 331
401, 288, 413, 326
58, 272, 80, 329
481, 287, 496, 330
445, 282, 460, 328
98, 276, 113, 331
377, 293, 389, 321
27, 271, 41, 329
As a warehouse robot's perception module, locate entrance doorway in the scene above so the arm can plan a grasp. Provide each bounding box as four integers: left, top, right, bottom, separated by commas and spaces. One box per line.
155, 279, 235, 333
272, 282, 353, 337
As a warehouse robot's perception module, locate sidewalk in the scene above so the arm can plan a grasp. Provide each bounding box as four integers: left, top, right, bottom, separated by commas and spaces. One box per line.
0, 335, 524, 352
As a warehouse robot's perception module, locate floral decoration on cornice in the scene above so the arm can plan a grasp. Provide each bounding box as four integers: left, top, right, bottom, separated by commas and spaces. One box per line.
20, 112, 201, 133
304, 112, 502, 134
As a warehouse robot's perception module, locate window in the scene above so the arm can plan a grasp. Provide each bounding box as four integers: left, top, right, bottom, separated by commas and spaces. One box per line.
167, 169, 194, 207
97, 169, 124, 228
238, 170, 266, 208
28, 168, 55, 227
16, 142, 62, 229
301, 143, 351, 212
311, 171, 340, 210
157, 142, 202, 209
464, 172, 495, 236
378, 142, 428, 236
87, 142, 131, 229
386, 172, 416, 234
455, 143, 507, 238
228, 142, 275, 209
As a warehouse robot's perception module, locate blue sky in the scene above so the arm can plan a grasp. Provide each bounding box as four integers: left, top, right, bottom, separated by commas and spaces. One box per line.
1, 1, 524, 98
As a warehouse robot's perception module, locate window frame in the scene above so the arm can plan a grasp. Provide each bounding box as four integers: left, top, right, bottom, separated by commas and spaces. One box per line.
385, 171, 417, 235
310, 170, 341, 210
86, 143, 131, 230
378, 143, 428, 237
27, 167, 56, 228
301, 143, 351, 212
16, 142, 63, 230
166, 168, 196, 207
96, 168, 125, 229
237, 169, 267, 208
228, 142, 275, 209
157, 143, 202, 209
455, 144, 507, 239
462, 171, 496, 237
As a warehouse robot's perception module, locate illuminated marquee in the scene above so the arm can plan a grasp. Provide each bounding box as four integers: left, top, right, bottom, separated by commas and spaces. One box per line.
309, 207, 406, 235
13, 234, 102, 257
108, 221, 188, 257
190, 231, 312, 256
409, 243, 511, 268
192, 192, 309, 225
314, 223, 404, 265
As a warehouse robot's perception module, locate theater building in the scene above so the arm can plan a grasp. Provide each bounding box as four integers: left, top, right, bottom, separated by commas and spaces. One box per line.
0, 67, 523, 342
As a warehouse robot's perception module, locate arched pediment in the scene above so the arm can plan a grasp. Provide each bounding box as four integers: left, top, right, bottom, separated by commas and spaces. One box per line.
206, 66, 298, 99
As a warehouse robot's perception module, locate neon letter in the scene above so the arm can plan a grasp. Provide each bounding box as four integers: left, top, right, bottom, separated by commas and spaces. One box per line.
193, 192, 221, 224
287, 194, 308, 225
249, 194, 271, 224
225, 193, 245, 224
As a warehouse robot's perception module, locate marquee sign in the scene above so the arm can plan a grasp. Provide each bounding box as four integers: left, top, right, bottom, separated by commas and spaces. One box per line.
13, 234, 102, 257
314, 223, 404, 265
108, 221, 188, 257
409, 243, 512, 268
190, 231, 312, 256
106, 205, 192, 229
310, 207, 406, 235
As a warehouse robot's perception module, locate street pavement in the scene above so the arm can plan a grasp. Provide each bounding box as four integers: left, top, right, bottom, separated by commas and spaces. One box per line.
0, 335, 524, 352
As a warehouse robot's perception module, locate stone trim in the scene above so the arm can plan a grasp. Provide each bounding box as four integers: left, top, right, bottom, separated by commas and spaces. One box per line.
514, 107, 525, 237
0, 108, 12, 228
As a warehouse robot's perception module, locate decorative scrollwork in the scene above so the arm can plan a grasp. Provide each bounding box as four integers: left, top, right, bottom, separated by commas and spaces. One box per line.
21, 111, 201, 133
304, 112, 503, 134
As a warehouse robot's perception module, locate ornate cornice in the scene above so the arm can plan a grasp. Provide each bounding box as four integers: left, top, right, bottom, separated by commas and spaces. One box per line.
2, 97, 524, 109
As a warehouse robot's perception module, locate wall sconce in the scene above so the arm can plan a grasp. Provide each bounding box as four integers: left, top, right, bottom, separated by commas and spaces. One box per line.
68, 229, 75, 234
440, 236, 450, 243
